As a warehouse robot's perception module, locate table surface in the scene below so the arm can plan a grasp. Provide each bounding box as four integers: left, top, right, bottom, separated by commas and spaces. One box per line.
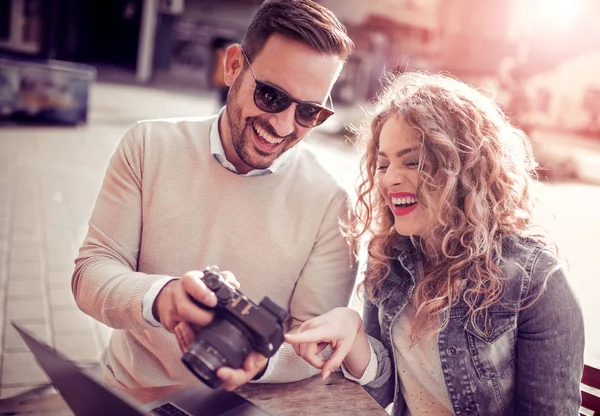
0, 372, 388, 416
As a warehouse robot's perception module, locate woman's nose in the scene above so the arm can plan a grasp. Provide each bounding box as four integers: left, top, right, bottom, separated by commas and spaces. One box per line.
382, 167, 404, 188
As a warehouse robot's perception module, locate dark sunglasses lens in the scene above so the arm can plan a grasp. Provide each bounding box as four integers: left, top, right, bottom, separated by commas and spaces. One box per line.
254, 83, 290, 113
296, 104, 333, 128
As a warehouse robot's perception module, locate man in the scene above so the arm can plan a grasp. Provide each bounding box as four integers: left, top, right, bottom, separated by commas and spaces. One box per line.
72, 0, 356, 391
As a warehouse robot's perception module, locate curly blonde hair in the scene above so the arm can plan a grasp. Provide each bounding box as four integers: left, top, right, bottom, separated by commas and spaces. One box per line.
352, 72, 548, 339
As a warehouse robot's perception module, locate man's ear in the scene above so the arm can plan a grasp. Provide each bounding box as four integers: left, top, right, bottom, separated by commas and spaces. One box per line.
223, 44, 244, 87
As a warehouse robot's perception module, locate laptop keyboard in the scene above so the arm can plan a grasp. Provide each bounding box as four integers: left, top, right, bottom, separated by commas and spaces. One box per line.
150, 402, 193, 416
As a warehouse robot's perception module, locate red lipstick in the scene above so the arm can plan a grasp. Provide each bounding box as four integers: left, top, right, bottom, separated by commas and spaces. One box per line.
389, 192, 418, 216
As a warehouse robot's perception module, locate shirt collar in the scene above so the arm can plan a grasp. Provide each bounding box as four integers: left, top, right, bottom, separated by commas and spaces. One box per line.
209, 108, 289, 176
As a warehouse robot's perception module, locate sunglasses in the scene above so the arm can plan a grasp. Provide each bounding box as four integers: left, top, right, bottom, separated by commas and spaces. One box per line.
241, 48, 335, 128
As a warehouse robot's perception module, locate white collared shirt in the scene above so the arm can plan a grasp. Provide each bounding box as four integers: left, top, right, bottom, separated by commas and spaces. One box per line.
208, 108, 290, 176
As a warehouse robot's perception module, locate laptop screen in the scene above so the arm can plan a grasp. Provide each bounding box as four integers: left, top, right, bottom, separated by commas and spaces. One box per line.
12, 322, 147, 416
12, 322, 271, 416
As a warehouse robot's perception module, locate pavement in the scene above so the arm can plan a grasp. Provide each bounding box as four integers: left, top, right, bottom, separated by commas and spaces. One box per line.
0, 78, 599, 402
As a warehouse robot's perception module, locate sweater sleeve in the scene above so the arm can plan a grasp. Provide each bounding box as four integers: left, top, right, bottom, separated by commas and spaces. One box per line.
72, 123, 172, 330
257, 189, 358, 383
288, 189, 357, 325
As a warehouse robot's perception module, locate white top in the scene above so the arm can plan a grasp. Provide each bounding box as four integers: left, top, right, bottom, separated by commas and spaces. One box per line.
392, 302, 454, 415
343, 301, 454, 415
72, 114, 357, 388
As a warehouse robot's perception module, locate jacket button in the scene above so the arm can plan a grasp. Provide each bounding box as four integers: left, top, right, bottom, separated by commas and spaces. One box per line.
446, 346, 458, 356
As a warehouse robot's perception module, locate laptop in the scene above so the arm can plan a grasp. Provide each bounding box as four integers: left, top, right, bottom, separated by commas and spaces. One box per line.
12, 322, 271, 416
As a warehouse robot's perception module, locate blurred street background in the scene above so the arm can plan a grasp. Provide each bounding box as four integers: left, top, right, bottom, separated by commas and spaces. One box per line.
1, 0, 600, 401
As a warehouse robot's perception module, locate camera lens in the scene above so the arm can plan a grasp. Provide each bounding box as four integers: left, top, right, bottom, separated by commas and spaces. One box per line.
182, 339, 226, 388
181, 319, 253, 389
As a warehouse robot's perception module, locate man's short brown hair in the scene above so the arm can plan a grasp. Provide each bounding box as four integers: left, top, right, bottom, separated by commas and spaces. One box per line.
242, 0, 354, 63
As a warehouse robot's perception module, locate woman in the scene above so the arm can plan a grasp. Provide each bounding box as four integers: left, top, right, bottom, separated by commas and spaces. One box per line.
285, 72, 584, 415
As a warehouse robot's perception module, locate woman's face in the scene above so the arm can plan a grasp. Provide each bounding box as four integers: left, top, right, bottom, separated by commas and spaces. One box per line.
376, 116, 429, 237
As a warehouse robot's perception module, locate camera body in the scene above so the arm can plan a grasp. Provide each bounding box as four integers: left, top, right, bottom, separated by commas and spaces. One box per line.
181, 266, 289, 388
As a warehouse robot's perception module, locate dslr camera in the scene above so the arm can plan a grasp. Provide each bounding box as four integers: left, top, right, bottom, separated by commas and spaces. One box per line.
182, 266, 289, 389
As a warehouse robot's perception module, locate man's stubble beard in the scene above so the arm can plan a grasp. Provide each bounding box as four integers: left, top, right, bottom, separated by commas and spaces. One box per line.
226, 74, 306, 171
226, 76, 277, 170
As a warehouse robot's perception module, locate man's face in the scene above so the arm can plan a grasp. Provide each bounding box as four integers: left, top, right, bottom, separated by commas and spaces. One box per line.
222, 34, 343, 174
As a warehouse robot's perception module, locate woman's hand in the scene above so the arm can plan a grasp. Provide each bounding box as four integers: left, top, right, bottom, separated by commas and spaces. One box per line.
285, 307, 366, 380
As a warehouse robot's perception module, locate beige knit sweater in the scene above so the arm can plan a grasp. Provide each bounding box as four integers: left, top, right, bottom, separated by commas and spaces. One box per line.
72, 115, 356, 389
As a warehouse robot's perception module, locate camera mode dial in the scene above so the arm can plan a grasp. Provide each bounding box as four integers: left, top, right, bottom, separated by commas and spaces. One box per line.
202, 266, 233, 305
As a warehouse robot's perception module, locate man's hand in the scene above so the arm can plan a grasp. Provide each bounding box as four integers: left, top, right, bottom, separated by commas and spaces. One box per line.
153, 270, 240, 352
154, 270, 268, 390
216, 352, 269, 391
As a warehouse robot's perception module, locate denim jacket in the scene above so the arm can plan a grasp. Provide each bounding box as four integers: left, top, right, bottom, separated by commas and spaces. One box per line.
362, 235, 584, 416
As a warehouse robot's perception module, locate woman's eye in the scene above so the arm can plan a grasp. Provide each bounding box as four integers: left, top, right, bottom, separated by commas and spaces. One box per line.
405, 160, 419, 168
376, 165, 388, 171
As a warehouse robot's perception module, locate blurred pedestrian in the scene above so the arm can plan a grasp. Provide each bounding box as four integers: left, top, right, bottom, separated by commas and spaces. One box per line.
211, 36, 236, 107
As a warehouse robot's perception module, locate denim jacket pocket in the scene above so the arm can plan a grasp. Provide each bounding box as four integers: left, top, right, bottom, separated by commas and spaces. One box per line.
464, 309, 517, 380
